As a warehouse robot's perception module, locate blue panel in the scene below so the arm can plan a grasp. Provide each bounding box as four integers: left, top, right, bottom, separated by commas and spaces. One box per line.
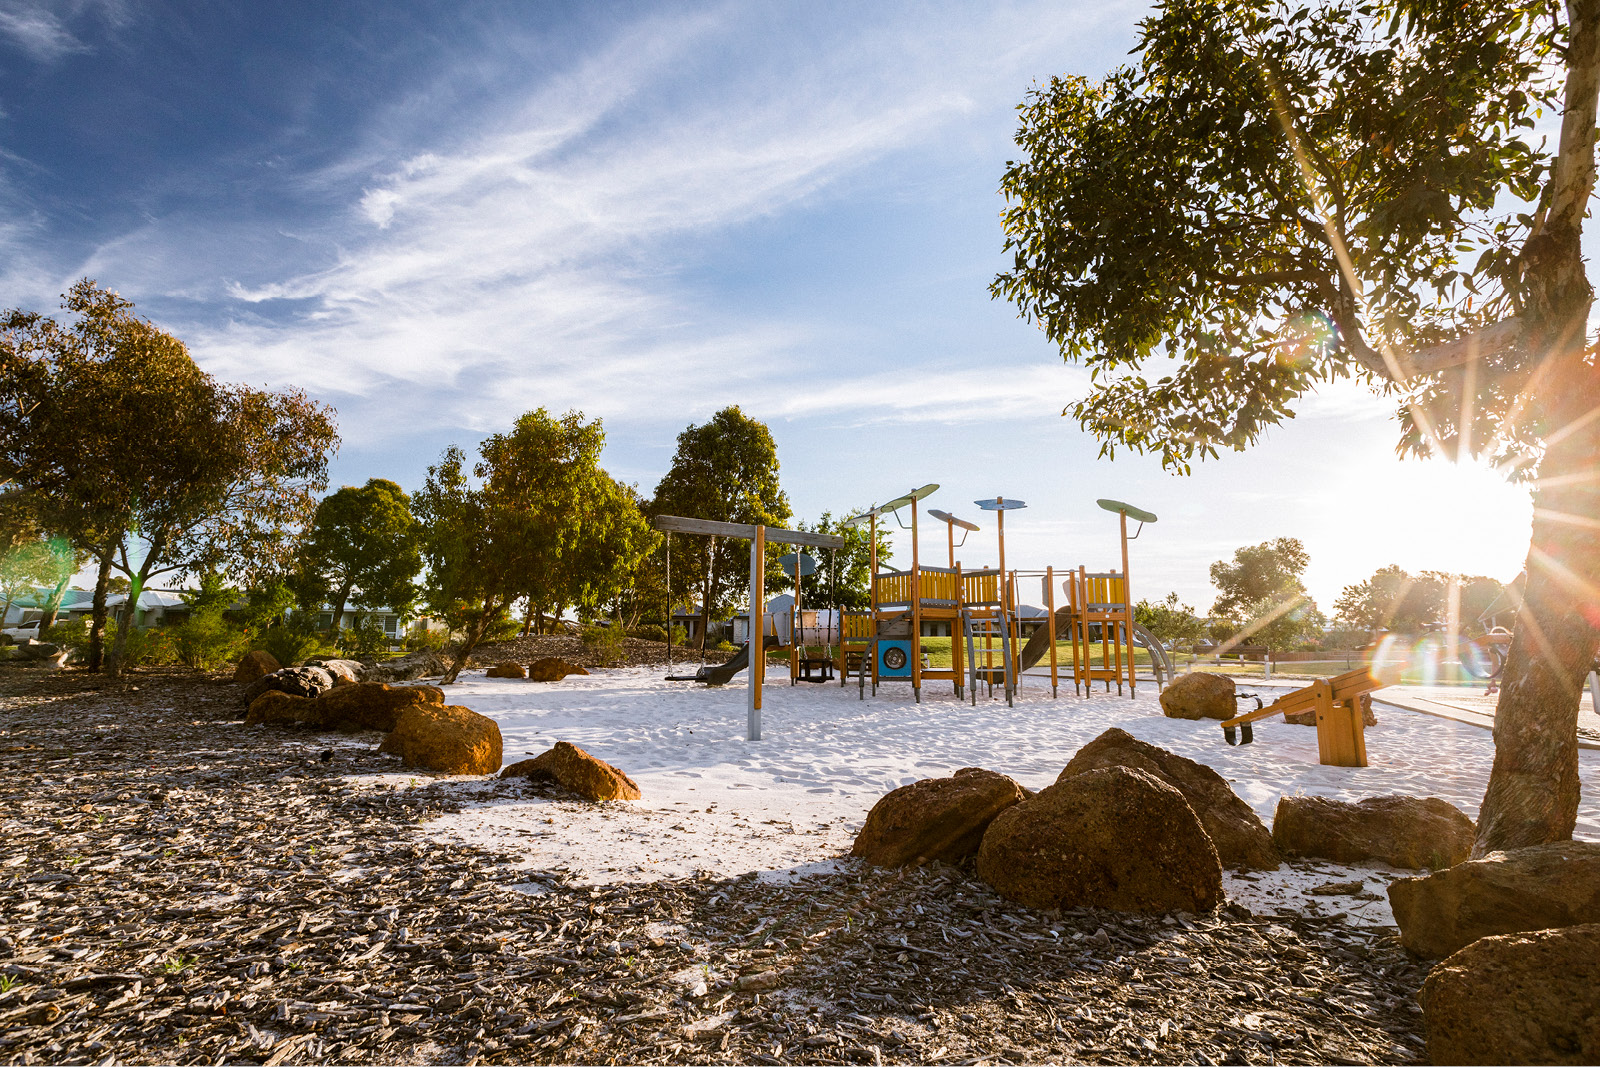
878, 639, 913, 679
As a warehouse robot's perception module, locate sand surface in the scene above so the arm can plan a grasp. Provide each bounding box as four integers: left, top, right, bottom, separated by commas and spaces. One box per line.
406, 667, 1600, 926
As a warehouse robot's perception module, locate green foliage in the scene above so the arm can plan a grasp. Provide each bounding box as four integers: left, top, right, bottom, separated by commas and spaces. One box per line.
992, 1, 1562, 473
649, 406, 791, 627
416, 408, 657, 682
404, 626, 447, 653
42, 618, 87, 648
2, 280, 338, 674
294, 478, 421, 630
258, 611, 331, 667
169, 608, 248, 671
793, 511, 888, 612
581, 622, 626, 667
337, 612, 393, 658
1134, 592, 1207, 646
236, 580, 295, 631
1210, 538, 1311, 619
630, 623, 668, 642
1334, 565, 1506, 633
108, 622, 176, 669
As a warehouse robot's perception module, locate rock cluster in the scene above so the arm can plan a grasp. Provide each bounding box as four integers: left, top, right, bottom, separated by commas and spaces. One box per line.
1272, 794, 1475, 870
241, 665, 335, 707
245, 682, 444, 732
1, 639, 68, 668
1158, 671, 1236, 720
231, 648, 280, 683
502, 740, 641, 801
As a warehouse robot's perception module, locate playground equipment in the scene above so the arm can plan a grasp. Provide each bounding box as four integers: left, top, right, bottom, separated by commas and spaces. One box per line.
839, 488, 1172, 704
653, 514, 846, 740
1219, 667, 1389, 767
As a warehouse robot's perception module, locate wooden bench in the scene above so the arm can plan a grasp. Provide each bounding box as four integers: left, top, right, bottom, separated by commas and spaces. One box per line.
1220, 667, 1389, 768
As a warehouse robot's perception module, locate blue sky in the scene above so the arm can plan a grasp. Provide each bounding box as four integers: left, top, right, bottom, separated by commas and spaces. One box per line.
0, 0, 1535, 613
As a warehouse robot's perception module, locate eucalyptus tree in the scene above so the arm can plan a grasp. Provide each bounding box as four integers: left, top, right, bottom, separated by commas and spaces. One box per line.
416, 409, 653, 682
649, 407, 791, 648
295, 478, 422, 632
993, 0, 1600, 853
1, 281, 338, 672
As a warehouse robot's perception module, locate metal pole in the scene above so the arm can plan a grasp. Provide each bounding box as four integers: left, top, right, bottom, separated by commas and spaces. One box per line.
911, 493, 922, 703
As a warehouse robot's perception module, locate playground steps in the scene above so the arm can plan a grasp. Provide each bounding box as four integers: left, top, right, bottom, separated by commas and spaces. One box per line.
963, 609, 1014, 707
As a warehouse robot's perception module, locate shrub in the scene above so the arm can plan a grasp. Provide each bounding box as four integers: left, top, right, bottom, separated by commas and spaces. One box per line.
581, 622, 626, 667
110, 623, 177, 668
630, 624, 667, 642
170, 609, 249, 671
337, 613, 393, 659
404, 626, 447, 653
258, 610, 331, 667
42, 619, 88, 649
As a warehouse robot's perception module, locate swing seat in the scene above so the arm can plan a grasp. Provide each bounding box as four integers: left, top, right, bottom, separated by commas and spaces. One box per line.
797, 655, 834, 682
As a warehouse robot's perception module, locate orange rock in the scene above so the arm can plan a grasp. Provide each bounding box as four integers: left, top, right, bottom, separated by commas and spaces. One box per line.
244, 689, 319, 726
315, 682, 443, 731
501, 740, 639, 800
528, 657, 590, 682
379, 704, 503, 775
851, 768, 1026, 867
233, 649, 281, 684
487, 662, 527, 679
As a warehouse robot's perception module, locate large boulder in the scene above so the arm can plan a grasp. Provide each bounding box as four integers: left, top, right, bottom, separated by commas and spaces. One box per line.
851, 768, 1027, 867
366, 650, 447, 683
1059, 728, 1278, 871
1273, 794, 1474, 871
1421, 924, 1600, 1065
529, 657, 590, 682
486, 662, 527, 679
501, 741, 641, 801
316, 682, 444, 731
241, 665, 336, 710
1389, 842, 1600, 958
379, 704, 503, 775
245, 690, 321, 726
307, 657, 365, 686
975, 766, 1223, 914
233, 649, 281, 684
1159, 672, 1236, 720
244, 683, 443, 730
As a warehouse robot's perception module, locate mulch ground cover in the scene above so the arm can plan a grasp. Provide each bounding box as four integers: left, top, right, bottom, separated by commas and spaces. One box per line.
0, 667, 1429, 1065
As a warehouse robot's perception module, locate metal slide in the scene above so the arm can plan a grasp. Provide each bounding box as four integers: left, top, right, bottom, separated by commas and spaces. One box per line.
666, 635, 780, 686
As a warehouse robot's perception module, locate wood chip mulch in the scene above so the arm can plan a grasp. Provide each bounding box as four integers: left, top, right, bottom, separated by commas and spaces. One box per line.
0, 667, 1430, 1065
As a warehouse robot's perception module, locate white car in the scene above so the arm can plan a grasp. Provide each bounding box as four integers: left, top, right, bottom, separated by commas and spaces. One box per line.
0, 620, 42, 645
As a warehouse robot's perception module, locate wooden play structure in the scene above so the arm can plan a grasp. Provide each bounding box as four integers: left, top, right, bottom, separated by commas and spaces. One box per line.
837, 488, 1174, 704
1219, 667, 1390, 767
653, 514, 846, 740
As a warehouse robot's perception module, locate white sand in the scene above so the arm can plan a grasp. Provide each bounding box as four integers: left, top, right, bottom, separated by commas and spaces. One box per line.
404, 667, 1600, 926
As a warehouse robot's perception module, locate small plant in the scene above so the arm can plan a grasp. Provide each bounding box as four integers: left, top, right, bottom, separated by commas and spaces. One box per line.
404, 626, 447, 654
582, 622, 626, 667
0, 973, 17, 993
170, 608, 249, 671
338, 612, 392, 658
163, 955, 195, 973
258, 611, 332, 667
41, 619, 88, 649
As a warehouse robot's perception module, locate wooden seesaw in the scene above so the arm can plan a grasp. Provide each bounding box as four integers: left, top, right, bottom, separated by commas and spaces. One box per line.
1220, 667, 1392, 768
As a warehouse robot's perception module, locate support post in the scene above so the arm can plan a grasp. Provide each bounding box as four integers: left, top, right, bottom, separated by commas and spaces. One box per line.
748, 525, 766, 741
1046, 566, 1058, 698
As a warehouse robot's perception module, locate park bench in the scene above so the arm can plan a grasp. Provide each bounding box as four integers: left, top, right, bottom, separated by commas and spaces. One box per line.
1220, 667, 1390, 768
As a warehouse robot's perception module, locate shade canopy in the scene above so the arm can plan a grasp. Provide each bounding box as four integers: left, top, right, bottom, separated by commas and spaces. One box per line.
1096, 498, 1158, 524
779, 552, 818, 578
926, 508, 979, 531
974, 497, 1027, 511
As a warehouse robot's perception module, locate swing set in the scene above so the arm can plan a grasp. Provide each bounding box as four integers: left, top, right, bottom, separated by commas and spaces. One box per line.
652, 514, 847, 740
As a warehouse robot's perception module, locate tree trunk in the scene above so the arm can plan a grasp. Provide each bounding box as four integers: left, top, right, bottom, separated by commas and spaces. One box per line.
442, 596, 502, 683
38, 572, 70, 635
520, 600, 535, 637
86, 535, 117, 672
107, 562, 150, 679
1476, 413, 1600, 853
329, 581, 353, 634
1474, 0, 1600, 855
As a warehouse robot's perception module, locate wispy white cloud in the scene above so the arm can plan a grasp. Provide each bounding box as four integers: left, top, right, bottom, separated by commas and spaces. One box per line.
0, 0, 125, 62
63, 1, 1133, 446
